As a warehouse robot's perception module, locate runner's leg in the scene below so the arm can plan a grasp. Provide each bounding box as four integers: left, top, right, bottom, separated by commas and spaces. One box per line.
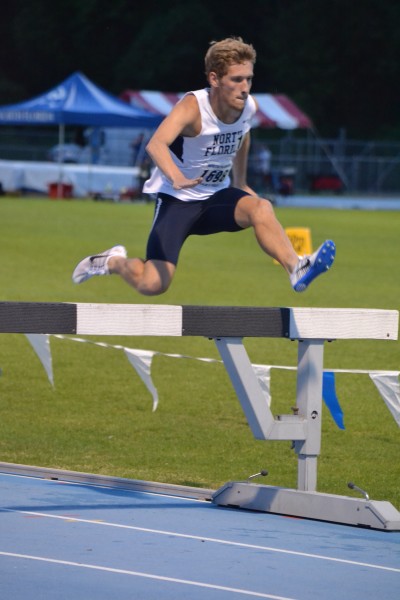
234, 195, 298, 273
108, 256, 175, 296
109, 194, 196, 296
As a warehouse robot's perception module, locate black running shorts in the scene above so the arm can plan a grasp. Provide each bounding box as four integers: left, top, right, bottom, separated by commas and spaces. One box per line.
146, 187, 251, 265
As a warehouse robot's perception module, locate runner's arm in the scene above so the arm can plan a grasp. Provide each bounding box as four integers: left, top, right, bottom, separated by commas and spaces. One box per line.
231, 131, 257, 196
146, 95, 203, 190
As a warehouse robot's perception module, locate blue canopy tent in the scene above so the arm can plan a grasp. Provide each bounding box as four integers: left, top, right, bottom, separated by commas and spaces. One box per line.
0, 72, 163, 196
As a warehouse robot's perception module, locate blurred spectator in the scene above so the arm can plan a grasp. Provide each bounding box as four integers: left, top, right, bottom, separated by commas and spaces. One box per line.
250, 142, 271, 192
138, 155, 152, 200
85, 127, 105, 164
130, 132, 146, 166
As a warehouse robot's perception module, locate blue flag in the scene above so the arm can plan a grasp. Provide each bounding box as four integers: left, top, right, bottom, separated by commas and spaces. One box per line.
322, 371, 345, 429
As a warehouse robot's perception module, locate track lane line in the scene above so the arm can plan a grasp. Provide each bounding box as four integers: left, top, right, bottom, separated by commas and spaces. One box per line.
0, 551, 297, 600
2, 508, 399, 574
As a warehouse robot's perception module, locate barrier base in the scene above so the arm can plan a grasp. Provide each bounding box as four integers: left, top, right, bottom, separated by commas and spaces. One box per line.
212, 482, 400, 531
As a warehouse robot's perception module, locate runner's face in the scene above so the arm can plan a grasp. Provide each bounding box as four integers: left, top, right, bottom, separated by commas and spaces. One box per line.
216, 61, 254, 111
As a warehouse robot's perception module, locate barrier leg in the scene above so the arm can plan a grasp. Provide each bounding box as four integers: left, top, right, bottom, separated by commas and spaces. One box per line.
294, 340, 324, 491
214, 337, 275, 440
214, 337, 307, 442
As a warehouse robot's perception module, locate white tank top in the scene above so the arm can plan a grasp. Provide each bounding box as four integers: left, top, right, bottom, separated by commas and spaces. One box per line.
143, 88, 257, 201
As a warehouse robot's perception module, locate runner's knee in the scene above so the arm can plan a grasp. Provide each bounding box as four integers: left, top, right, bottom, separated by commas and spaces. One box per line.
236, 196, 274, 228
136, 278, 171, 296
135, 260, 175, 296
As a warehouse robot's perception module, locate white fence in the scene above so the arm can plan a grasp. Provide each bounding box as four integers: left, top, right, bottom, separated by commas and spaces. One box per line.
1, 126, 400, 194
248, 134, 400, 194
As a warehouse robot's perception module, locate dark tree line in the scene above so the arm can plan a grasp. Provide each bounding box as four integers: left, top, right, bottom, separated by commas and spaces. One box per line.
1, 0, 400, 139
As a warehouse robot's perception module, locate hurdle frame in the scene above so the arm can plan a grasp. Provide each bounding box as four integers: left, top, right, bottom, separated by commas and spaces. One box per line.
0, 301, 399, 529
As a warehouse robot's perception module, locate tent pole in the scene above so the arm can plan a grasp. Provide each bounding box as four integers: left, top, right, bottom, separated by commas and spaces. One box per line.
57, 124, 65, 198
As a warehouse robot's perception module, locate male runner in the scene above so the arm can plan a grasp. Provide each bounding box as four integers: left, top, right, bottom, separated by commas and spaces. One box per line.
73, 37, 335, 295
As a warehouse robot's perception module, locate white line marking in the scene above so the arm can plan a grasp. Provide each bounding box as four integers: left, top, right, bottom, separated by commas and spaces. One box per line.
3, 508, 400, 573
0, 551, 296, 600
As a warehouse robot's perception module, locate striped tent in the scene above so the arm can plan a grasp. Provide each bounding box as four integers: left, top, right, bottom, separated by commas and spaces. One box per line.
120, 90, 312, 130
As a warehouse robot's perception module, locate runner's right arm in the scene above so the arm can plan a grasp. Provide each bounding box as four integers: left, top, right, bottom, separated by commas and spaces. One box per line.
146, 95, 203, 190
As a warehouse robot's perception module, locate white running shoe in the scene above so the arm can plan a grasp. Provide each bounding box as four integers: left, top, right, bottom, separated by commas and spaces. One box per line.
72, 245, 127, 284
290, 240, 336, 292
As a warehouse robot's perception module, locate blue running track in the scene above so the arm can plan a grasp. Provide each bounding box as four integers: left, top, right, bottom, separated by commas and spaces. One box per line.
1, 468, 399, 599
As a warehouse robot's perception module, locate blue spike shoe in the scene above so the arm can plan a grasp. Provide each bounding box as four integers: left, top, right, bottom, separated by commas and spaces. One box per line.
290, 240, 336, 292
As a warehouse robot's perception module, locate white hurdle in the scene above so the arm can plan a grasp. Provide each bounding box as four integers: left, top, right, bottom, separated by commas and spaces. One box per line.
0, 302, 399, 529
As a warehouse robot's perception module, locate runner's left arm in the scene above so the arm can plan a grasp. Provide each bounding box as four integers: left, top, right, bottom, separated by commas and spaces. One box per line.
231, 131, 257, 195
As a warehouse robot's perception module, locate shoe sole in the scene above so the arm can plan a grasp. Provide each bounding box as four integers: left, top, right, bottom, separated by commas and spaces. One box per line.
294, 240, 336, 292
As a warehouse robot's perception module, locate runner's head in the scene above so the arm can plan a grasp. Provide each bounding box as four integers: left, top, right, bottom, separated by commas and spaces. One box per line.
205, 37, 256, 81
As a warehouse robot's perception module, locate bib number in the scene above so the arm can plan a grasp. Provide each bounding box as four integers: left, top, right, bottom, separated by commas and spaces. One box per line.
200, 169, 230, 185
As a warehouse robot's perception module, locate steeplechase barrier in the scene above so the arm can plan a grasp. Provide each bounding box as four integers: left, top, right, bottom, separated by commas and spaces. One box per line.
0, 301, 399, 530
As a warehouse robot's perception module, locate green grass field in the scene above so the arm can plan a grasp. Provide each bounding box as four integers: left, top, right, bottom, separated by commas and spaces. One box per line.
0, 196, 399, 506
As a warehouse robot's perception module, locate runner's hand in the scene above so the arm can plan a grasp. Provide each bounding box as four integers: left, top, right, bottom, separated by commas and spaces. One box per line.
172, 176, 202, 190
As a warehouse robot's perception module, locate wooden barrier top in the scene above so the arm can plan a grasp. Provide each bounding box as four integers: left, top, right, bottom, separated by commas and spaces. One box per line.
0, 302, 397, 340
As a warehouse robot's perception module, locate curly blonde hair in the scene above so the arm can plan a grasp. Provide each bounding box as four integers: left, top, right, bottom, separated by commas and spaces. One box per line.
204, 37, 256, 79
